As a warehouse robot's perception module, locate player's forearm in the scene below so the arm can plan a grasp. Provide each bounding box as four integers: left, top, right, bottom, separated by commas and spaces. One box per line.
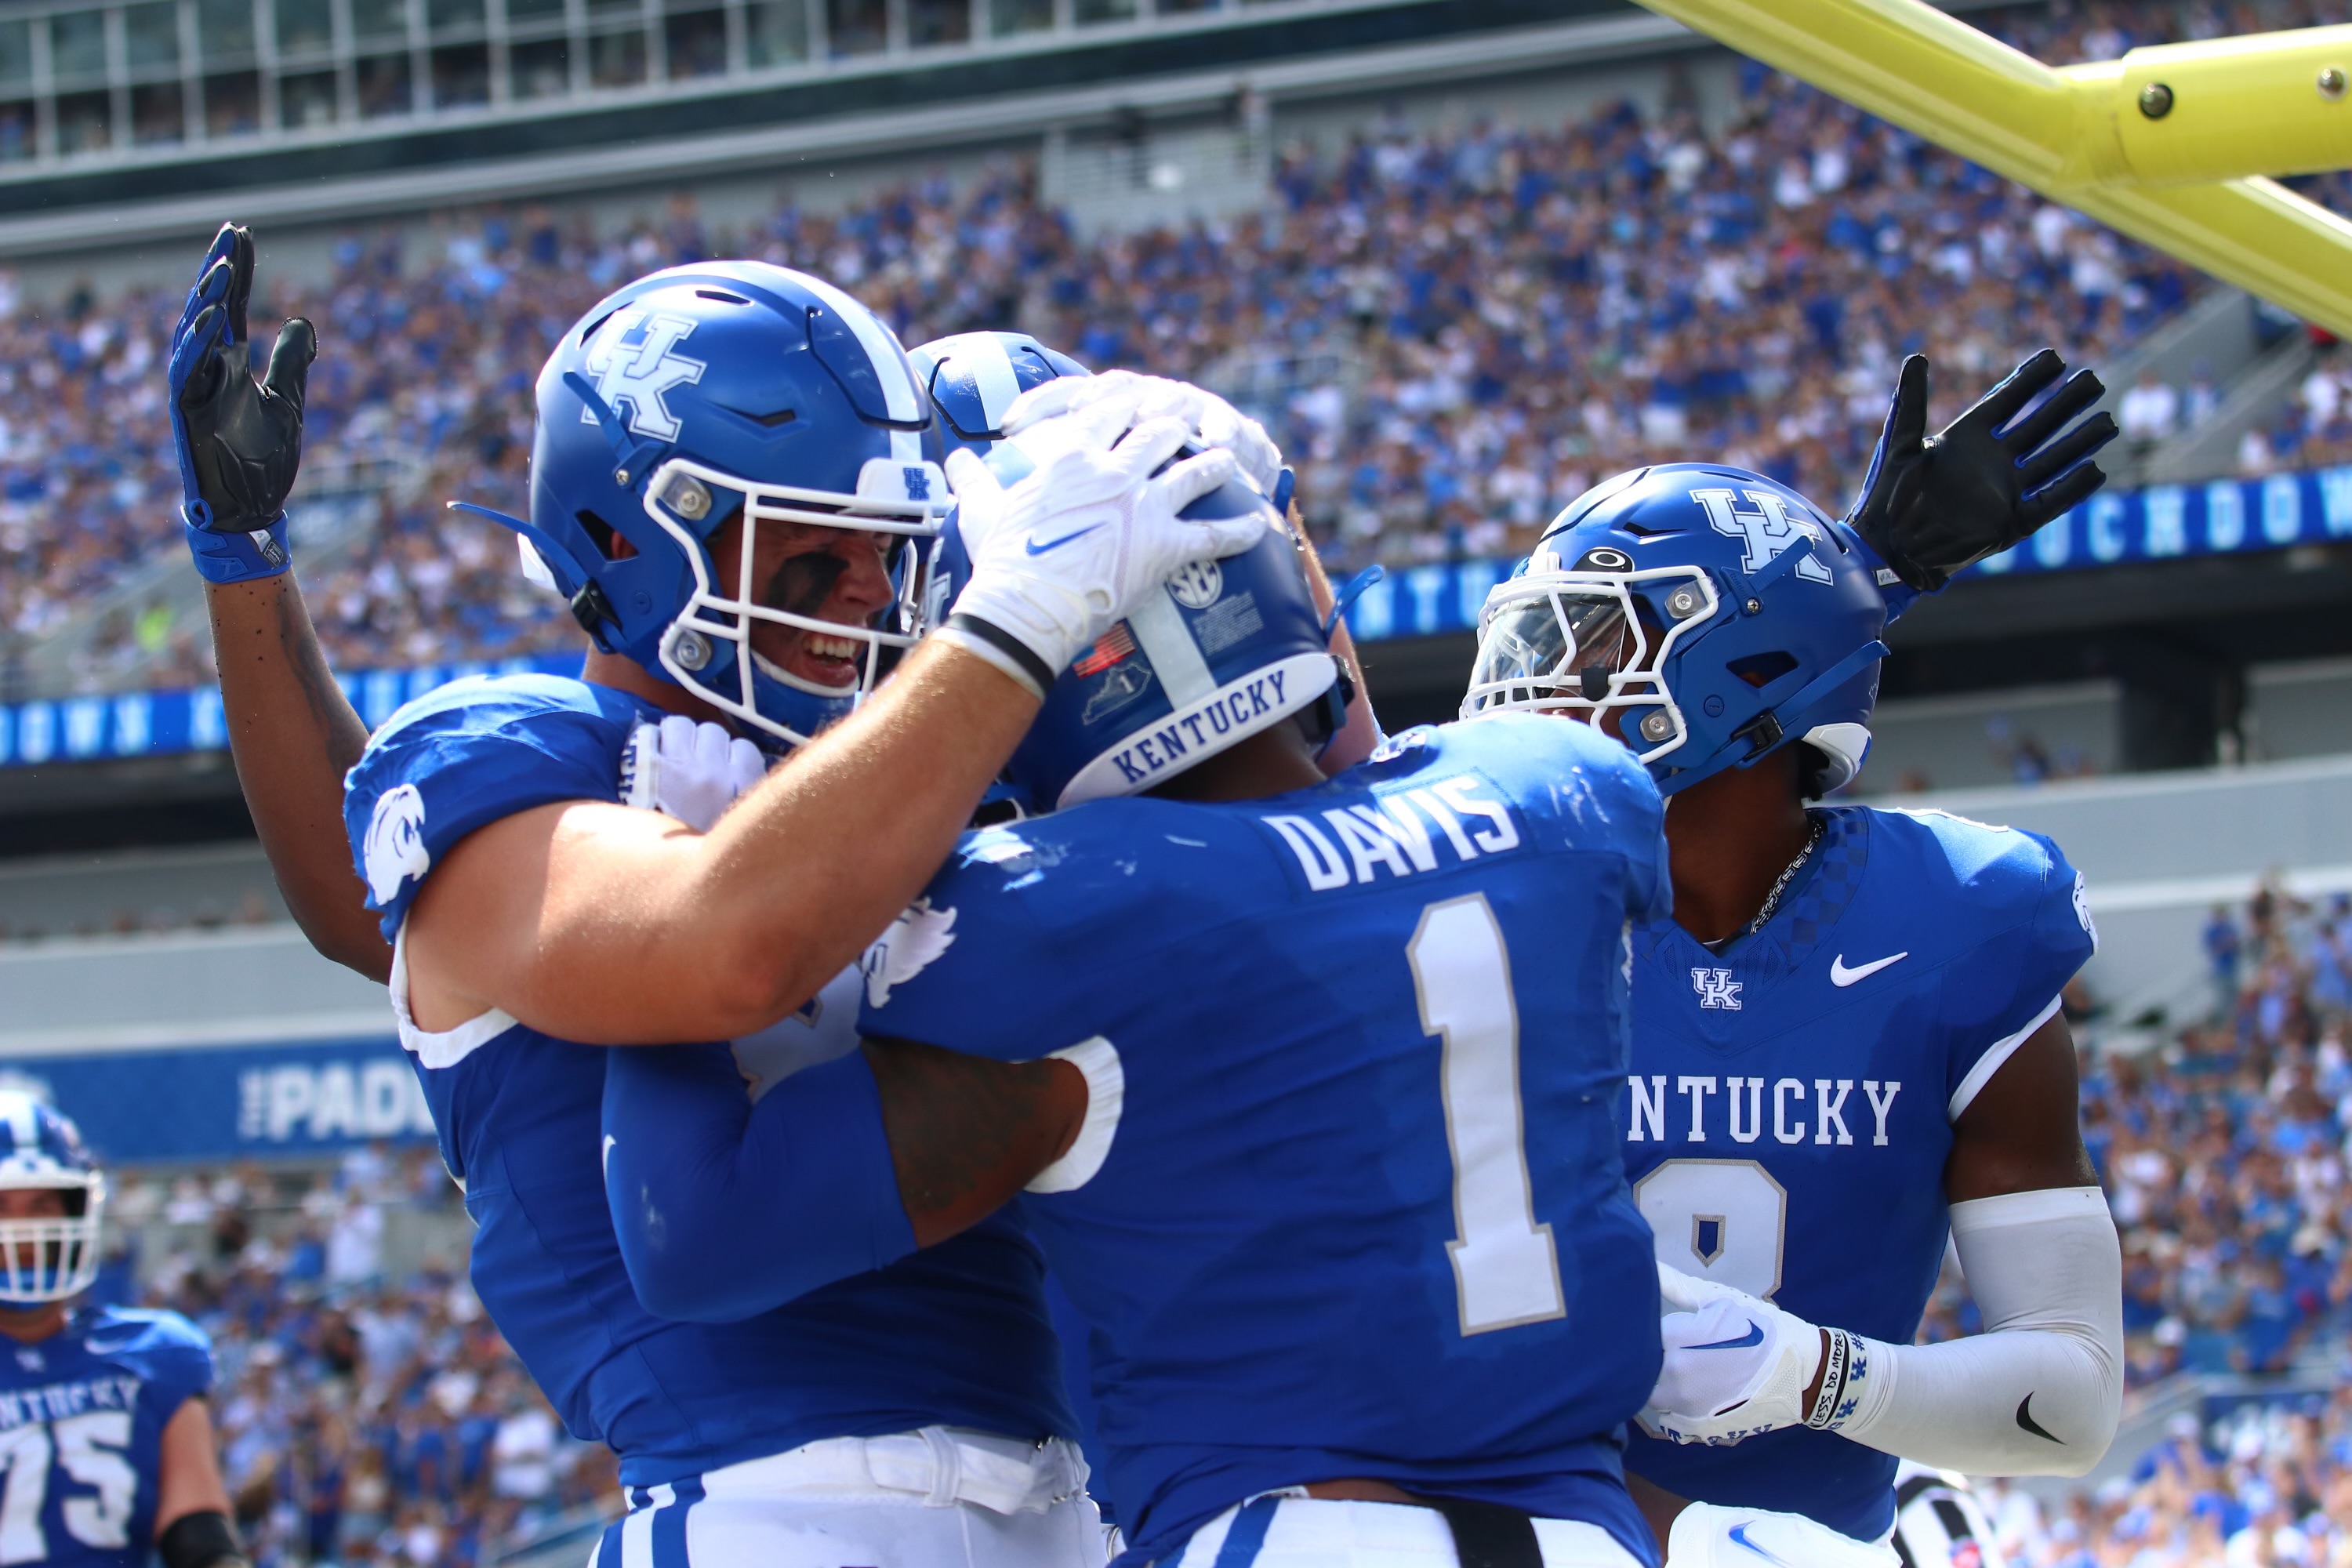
1831, 1188, 2122, 1476
204, 575, 392, 982
673, 639, 1038, 1028
864, 1035, 1085, 1248
602, 1042, 915, 1321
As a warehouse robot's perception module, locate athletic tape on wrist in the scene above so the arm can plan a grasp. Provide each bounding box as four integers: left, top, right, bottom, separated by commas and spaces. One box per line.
1805, 1328, 1852, 1430
938, 615, 1054, 700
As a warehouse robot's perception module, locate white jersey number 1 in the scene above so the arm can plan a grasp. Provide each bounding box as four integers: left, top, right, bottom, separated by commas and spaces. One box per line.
1408, 894, 1567, 1336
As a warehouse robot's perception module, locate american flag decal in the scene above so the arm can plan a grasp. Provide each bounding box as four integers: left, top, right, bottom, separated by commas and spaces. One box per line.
1074, 624, 1137, 677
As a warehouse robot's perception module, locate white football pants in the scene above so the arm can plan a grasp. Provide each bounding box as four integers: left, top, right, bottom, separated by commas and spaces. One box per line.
1163, 1496, 1646, 1567
586, 1428, 1108, 1568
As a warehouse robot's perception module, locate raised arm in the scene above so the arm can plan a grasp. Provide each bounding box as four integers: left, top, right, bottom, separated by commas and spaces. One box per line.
1843, 348, 2119, 610
169, 223, 391, 982
604, 1033, 1081, 1319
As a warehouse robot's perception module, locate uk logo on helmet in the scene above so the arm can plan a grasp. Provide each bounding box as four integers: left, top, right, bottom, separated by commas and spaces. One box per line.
583, 308, 707, 441
1690, 488, 1833, 584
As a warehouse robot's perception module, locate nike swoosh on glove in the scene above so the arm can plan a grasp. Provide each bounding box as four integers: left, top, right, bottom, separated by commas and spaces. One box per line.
167, 222, 318, 583
621, 715, 769, 833
1002, 368, 1285, 500
1639, 1264, 1826, 1446
941, 390, 1265, 696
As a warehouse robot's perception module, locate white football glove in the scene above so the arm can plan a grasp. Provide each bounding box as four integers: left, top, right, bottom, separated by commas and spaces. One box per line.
941, 393, 1263, 696
1001, 368, 1285, 499
620, 715, 768, 833
1639, 1264, 1834, 1446
1664, 1503, 1900, 1568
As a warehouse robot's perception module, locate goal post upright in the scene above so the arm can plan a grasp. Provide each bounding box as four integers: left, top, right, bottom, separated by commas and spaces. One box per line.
1635, 0, 2352, 336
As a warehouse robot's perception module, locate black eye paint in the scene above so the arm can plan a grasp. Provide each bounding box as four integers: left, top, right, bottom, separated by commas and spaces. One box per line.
768, 549, 850, 618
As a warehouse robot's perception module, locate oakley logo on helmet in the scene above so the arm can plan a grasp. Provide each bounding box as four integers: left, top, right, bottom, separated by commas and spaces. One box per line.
1690, 488, 1833, 585
363, 783, 431, 904
582, 308, 707, 441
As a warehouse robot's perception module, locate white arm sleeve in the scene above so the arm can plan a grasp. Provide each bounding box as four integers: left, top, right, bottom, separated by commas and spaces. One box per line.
1829, 1186, 2122, 1476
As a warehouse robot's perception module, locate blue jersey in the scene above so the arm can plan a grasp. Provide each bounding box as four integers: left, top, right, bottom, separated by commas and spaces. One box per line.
1617, 805, 2096, 1538
0, 1308, 212, 1567
860, 716, 1671, 1566
343, 673, 1073, 1487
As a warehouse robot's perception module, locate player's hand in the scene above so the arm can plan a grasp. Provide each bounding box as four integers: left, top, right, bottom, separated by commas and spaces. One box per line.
620, 716, 768, 833
168, 222, 318, 583
1003, 368, 1284, 498
1845, 349, 2118, 592
942, 390, 1263, 695
1639, 1265, 1828, 1446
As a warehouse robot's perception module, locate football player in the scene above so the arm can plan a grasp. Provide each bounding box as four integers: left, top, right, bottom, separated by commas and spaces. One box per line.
0, 1094, 247, 1568
598, 432, 1678, 1568
167, 227, 1269, 1566
1461, 355, 2125, 1563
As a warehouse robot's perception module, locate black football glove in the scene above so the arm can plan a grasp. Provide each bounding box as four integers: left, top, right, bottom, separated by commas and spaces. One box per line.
1845, 348, 2119, 592
167, 223, 318, 580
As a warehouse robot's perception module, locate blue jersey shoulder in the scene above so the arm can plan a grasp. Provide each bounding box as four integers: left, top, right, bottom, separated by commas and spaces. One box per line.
1860, 806, 2095, 1052
344, 673, 648, 940
74, 1308, 213, 1403
859, 716, 1669, 1055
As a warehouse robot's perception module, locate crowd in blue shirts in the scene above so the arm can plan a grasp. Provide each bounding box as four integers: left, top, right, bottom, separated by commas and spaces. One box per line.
14, 0, 2331, 699
101, 1149, 610, 1568
1903, 881, 2352, 1565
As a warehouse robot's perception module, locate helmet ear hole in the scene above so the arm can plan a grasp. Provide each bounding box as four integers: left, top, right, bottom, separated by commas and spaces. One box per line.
1726, 650, 1798, 689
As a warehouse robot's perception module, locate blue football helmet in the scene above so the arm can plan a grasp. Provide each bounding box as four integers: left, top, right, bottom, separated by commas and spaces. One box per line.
485, 262, 950, 748
909, 331, 1091, 459
934, 438, 1341, 810
0, 1091, 104, 1304
1463, 463, 1889, 797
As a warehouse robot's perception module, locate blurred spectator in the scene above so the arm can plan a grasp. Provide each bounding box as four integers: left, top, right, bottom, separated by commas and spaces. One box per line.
2121, 368, 2182, 446
107, 1154, 615, 1568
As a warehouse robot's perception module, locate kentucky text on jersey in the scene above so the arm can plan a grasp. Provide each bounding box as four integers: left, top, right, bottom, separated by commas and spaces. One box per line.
0, 1376, 143, 1432
1615, 806, 2096, 1539
1625, 1076, 1901, 1146
341, 673, 1073, 1489
860, 714, 1675, 1568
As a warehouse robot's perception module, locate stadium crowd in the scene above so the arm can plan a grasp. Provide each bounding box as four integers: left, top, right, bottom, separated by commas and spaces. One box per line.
100, 1145, 611, 1568
9, 0, 2340, 696
1893, 880, 2352, 1567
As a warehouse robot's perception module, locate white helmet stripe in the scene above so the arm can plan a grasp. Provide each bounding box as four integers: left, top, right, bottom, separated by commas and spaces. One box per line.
1123, 584, 1216, 708
0, 1093, 38, 1153
959, 334, 1025, 433
793, 273, 922, 425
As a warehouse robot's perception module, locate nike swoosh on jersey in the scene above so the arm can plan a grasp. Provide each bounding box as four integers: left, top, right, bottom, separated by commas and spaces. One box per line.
1688, 1321, 1766, 1351
1726, 1523, 1796, 1566
2016, 1394, 2064, 1443
1830, 950, 1910, 986
1024, 523, 1105, 555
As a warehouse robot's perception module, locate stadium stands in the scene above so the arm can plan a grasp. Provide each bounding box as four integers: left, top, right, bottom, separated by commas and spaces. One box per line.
9, 0, 2326, 704
100, 1148, 609, 1568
